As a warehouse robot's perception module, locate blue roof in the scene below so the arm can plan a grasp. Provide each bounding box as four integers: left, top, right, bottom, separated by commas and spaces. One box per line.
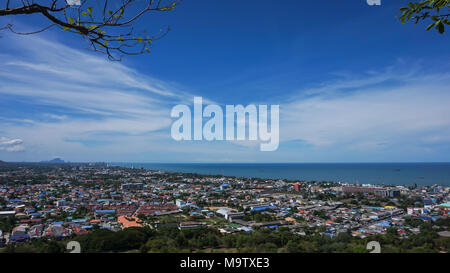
375, 221, 391, 227
95, 209, 116, 214
10, 234, 29, 240
250, 206, 276, 211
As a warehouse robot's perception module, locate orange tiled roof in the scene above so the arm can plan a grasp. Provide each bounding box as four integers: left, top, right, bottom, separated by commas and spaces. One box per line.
118, 215, 143, 228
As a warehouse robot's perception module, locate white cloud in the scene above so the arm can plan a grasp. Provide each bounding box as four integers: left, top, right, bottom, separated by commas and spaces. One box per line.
0, 34, 200, 160
1, 33, 450, 162
280, 68, 450, 151
0, 137, 25, 152
43, 114, 68, 120
4, 145, 25, 152
0, 137, 23, 146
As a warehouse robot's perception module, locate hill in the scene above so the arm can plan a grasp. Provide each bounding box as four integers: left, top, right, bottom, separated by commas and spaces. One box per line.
40, 158, 65, 164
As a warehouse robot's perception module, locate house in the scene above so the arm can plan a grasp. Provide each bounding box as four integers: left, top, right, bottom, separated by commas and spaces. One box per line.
0, 211, 15, 218
117, 215, 142, 228
179, 221, 206, 230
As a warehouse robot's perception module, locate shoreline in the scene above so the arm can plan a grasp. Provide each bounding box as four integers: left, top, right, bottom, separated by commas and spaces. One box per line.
111, 162, 450, 187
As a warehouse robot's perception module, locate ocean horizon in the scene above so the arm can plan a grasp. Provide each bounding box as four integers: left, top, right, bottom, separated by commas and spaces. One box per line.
111, 162, 450, 186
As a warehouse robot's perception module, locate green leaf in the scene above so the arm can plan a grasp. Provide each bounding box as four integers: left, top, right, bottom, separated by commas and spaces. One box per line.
67, 17, 75, 24
81, 11, 87, 16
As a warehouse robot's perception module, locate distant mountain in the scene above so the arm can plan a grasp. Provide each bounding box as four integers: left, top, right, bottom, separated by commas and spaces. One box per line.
40, 158, 65, 164
0, 160, 5, 164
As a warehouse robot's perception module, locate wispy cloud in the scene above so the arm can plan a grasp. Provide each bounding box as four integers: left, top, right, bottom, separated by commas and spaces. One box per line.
0, 137, 25, 152
280, 66, 450, 153
0, 34, 193, 160
1, 33, 450, 162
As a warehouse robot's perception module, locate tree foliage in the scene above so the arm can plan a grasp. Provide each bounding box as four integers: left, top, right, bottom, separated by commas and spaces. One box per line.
0, 0, 182, 60
399, 0, 450, 33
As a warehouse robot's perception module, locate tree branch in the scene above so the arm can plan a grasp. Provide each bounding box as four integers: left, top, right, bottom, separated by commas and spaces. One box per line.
0, 0, 182, 60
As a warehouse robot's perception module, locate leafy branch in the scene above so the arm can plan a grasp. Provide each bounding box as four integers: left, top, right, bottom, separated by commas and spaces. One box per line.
399, 0, 450, 34
0, 0, 182, 60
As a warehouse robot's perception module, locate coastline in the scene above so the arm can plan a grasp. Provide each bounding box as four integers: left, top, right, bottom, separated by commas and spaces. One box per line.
110, 162, 450, 187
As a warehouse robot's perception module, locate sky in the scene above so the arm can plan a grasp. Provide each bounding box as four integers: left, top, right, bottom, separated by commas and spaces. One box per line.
0, 0, 449, 163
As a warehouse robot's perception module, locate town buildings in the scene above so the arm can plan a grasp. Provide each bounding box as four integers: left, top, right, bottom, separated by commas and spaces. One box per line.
0, 163, 448, 246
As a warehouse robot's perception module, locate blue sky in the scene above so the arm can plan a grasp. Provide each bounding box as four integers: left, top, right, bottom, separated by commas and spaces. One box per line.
0, 0, 450, 162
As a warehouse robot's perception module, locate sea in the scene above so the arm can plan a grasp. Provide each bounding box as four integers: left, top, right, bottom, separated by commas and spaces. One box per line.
111, 163, 450, 186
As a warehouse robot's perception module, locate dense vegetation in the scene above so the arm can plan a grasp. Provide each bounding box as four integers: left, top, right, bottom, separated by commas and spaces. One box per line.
0, 216, 15, 233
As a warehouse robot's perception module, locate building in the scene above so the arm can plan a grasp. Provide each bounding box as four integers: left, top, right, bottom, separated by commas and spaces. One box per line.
179, 222, 206, 230
250, 205, 277, 212
227, 212, 245, 222
176, 199, 186, 208
10, 225, 30, 243
136, 204, 178, 215
0, 211, 15, 218
121, 183, 144, 190
118, 215, 143, 228
216, 208, 244, 221
55, 199, 66, 207
216, 208, 232, 218
95, 209, 116, 216
407, 207, 425, 215
342, 186, 386, 194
